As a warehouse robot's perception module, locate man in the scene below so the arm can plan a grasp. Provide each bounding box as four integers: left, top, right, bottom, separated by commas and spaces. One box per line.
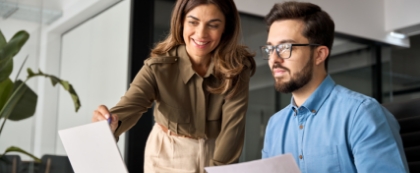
261, 2, 408, 173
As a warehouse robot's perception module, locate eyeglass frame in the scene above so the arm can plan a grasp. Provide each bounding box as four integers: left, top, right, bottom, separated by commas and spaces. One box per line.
260, 43, 322, 60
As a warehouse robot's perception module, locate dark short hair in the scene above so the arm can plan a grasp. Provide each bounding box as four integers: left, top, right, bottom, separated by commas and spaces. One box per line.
265, 1, 335, 71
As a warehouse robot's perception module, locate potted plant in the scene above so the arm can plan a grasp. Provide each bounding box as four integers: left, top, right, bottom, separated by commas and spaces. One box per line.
0, 29, 81, 170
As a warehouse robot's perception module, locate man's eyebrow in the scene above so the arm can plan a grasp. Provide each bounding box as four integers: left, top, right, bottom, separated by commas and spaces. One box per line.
186, 15, 223, 23
266, 39, 297, 45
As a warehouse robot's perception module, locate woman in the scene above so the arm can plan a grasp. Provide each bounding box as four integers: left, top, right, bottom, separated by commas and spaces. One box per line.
92, 0, 256, 172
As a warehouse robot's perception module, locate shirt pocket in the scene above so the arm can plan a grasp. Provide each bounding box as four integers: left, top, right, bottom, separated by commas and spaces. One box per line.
304, 146, 341, 173
157, 102, 191, 123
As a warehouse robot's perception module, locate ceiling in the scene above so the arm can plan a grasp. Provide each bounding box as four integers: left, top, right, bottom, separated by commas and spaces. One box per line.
0, 0, 67, 24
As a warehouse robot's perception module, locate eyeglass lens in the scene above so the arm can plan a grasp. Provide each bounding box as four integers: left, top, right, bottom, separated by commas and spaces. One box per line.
260, 44, 292, 60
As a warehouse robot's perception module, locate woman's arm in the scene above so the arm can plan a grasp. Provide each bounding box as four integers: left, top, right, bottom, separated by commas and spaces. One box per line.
211, 66, 251, 166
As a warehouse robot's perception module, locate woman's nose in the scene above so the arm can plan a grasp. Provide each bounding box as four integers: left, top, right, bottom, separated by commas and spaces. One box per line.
195, 24, 208, 38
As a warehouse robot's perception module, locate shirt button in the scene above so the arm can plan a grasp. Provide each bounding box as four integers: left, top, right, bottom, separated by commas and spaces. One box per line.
299, 155, 303, 159
299, 125, 303, 129
311, 110, 316, 113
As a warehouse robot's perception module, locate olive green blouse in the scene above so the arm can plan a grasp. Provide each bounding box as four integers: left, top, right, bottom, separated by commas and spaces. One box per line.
110, 45, 251, 166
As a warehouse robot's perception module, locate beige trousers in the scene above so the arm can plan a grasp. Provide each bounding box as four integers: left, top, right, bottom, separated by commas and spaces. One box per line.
144, 123, 215, 173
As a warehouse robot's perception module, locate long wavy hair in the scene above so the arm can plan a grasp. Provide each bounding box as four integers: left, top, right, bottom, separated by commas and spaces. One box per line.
151, 0, 256, 99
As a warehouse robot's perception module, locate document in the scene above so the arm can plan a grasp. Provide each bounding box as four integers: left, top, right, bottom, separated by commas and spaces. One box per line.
58, 120, 128, 173
205, 153, 300, 173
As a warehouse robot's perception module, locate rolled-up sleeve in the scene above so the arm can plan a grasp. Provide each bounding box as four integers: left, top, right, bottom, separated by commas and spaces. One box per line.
211, 67, 251, 166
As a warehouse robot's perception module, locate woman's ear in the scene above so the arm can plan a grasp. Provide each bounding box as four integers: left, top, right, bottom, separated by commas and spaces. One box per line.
315, 46, 329, 65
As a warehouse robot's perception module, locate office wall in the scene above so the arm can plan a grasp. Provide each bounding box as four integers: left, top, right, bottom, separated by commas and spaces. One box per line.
234, 0, 409, 47
0, 0, 128, 161
385, 0, 420, 32
32, 0, 121, 158
55, 0, 130, 157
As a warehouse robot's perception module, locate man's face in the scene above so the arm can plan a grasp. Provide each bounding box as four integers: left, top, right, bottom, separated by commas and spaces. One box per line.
267, 19, 314, 93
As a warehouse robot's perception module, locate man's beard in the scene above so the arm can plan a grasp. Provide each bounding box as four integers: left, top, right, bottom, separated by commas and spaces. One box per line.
274, 55, 313, 93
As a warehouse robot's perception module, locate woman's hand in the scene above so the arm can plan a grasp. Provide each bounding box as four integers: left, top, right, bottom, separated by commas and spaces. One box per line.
92, 105, 119, 133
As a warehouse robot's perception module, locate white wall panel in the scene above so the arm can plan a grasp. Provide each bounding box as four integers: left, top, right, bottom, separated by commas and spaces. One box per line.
385, 0, 420, 31
55, 0, 130, 158
234, 0, 409, 47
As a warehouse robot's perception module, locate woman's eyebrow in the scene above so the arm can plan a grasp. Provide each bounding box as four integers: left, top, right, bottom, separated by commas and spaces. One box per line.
187, 15, 199, 20
186, 15, 222, 23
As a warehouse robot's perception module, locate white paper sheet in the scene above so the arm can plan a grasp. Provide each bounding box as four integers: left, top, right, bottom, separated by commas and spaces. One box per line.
58, 120, 128, 173
205, 153, 300, 173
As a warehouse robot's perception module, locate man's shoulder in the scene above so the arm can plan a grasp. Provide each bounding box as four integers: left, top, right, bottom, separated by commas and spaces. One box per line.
331, 85, 378, 105
330, 85, 389, 121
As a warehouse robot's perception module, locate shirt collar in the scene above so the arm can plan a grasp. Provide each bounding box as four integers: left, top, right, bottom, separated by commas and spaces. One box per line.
290, 75, 336, 115
173, 44, 215, 84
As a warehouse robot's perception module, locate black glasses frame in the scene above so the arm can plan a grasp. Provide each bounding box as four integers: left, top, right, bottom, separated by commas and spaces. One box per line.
260, 43, 322, 60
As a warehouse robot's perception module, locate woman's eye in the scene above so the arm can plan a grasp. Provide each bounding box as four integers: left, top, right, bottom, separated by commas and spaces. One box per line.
188, 21, 198, 25
208, 25, 218, 29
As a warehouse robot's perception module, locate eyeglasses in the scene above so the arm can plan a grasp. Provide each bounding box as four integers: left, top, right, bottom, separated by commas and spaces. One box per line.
260, 43, 321, 60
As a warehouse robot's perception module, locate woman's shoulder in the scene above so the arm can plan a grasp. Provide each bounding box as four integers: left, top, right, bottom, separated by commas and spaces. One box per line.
144, 56, 179, 67
145, 46, 180, 66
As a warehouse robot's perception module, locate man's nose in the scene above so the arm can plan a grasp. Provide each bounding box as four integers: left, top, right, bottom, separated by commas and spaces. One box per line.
269, 51, 284, 64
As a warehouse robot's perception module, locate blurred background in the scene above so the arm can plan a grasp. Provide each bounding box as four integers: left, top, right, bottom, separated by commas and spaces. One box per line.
1, 0, 420, 172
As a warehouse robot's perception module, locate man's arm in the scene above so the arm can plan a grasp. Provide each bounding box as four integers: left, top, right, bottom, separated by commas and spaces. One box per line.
350, 98, 409, 173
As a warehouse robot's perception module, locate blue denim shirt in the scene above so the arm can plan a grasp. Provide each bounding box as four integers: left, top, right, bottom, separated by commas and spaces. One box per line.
262, 75, 408, 173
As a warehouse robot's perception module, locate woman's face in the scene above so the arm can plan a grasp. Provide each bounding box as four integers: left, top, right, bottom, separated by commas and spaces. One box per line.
183, 4, 225, 60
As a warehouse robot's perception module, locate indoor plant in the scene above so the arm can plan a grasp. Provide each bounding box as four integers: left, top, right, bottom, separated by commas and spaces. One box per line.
0, 29, 81, 164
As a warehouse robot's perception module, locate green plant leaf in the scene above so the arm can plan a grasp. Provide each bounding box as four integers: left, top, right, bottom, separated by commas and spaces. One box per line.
0, 78, 13, 111
0, 146, 41, 163
7, 80, 37, 121
0, 30, 6, 50
0, 80, 37, 136
0, 30, 29, 83
15, 55, 29, 82
0, 59, 13, 85
27, 68, 81, 112
0, 80, 25, 121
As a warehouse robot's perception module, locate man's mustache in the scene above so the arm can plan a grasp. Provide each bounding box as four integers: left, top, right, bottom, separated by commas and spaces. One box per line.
272, 63, 290, 72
